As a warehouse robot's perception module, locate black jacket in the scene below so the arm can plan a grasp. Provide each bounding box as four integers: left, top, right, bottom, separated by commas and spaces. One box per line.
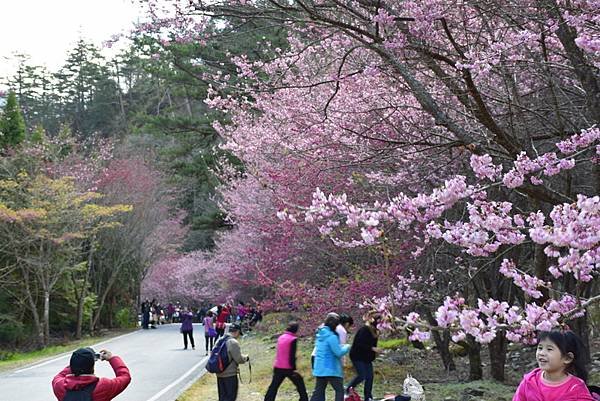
349, 325, 378, 362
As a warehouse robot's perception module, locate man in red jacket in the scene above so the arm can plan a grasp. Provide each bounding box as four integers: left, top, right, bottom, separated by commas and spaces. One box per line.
52, 347, 131, 401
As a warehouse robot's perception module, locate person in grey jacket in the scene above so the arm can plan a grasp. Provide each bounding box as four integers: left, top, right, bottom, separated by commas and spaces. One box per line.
216, 323, 249, 401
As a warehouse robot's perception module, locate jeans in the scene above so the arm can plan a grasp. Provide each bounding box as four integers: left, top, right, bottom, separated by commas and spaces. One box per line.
346, 360, 373, 400
205, 335, 215, 352
217, 376, 239, 401
182, 330, 195, 349
264, 368, 308, 401
309, 376, 344, 401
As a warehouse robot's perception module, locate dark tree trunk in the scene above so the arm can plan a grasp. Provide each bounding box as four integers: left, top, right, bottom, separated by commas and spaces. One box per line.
570, 315, 591, 364
422, 307, 456, 371
466, 335, 483, 381
569, 283, 592, 365
488, 332, 507, 381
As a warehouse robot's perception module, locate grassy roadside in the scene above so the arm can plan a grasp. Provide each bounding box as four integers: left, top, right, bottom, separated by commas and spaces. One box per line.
179, 334, 327, 401
178, 329, 517, 401
0, 329, 135, 373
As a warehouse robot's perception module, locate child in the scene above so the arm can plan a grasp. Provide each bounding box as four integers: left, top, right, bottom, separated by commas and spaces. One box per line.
513, 330, 594, 401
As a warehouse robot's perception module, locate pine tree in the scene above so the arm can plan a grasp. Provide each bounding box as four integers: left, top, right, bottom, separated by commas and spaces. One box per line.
0, 91, 26, 148
30, 125, 46, 144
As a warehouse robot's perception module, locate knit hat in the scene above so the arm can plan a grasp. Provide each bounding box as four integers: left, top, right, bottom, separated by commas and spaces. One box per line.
70, 347, 96, 375
229, 323, 243, 335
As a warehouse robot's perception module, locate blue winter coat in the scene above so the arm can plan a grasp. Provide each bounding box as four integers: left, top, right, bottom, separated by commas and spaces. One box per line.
312, 326, 350, 378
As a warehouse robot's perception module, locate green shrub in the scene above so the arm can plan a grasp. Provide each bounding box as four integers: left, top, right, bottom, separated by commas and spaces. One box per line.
0, 317, 25, 346
115, 308, 135, 328
0, 349, 15, 361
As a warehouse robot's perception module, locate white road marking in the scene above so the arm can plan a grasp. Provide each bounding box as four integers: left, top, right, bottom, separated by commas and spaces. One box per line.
145, 356, 209, 401
14, 330, 139, 374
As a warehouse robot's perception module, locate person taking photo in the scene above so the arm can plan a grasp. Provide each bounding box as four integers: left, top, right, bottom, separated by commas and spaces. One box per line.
52, 348, 131, 401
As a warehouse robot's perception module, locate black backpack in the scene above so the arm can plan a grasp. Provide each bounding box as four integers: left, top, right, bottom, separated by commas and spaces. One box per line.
63, 382, 97, 401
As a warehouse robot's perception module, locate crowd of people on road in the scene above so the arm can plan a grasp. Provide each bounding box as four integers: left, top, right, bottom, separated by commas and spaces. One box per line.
140, 300, 263, 330
51, 304, 598, 401
140, 299, 264, 357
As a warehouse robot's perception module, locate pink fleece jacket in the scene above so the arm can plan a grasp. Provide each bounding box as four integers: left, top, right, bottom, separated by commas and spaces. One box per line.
512, 368, 593, 401
273, 331, 297, 370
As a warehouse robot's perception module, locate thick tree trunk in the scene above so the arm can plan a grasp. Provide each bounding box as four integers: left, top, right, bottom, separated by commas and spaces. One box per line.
422, 307, 455, 371
569, 282, 592, 364
466, 336, 483, 381
437, 330, 456, 372
543, 0, 600, 122
488, 332, 507, 382
571, 314, 591, 364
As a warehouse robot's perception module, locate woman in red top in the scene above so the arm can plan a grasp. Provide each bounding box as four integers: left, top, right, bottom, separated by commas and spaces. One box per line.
215, 305, 229, 338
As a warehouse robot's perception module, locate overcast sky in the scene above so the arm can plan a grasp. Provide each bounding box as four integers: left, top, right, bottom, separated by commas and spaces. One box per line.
0, 0, 143, 84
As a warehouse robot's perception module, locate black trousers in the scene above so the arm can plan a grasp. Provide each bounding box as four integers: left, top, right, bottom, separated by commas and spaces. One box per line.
264, 368, 308, 401
182, 330, 195, 349
217, 376, 239, 401
309, 376, 344, 401
205, 335, 215, 351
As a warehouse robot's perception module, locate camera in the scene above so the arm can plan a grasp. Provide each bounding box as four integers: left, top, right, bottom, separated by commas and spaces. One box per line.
94, 353, 101, 361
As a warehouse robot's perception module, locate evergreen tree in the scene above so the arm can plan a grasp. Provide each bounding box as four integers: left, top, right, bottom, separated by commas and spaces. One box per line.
121, 17, 288, 250
30, 124, 46, 144
55, 39, 121, 138
6, 56, 62, 135
0, 92, 26, 149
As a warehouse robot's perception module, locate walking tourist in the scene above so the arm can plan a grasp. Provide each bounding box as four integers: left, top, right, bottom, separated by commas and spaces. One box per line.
345, 313, 382, 401
309, 314, 350, 401
264, 321, 308, 401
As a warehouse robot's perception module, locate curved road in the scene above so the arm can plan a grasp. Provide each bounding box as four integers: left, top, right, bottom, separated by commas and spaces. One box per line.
0, 323, 210, 401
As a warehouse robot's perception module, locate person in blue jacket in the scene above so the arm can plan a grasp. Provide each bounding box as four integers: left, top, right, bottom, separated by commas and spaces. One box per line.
310, 314, 350, 401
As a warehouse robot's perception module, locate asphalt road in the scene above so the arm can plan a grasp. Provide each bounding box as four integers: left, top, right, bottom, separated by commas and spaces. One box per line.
0, 323, 210, 401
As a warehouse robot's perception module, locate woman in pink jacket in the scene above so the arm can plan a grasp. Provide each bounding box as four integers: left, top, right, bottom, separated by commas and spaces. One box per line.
513, 330, 594, 401
264, 321, 308, 401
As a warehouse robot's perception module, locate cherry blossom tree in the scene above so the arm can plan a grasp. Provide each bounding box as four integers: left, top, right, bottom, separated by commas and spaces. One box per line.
144, 0, 599, 380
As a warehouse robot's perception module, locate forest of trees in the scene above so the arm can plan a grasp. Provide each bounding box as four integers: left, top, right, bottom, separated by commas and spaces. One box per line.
1, 0, 598, 384
0, 15, 284, 349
